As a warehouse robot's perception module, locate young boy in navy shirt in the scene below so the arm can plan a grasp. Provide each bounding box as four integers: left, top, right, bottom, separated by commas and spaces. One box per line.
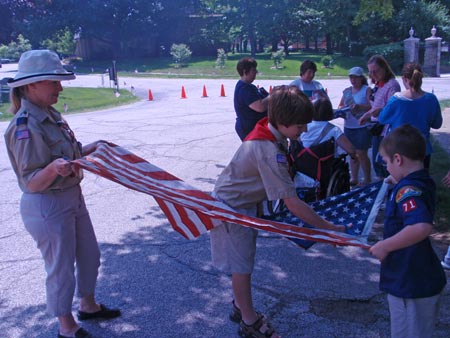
370, 124, 446, 338
211, 85, 346, 338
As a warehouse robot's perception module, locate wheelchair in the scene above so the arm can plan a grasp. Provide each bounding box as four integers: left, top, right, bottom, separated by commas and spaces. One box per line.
260, 137, 352, 249
289, 137, 350, 203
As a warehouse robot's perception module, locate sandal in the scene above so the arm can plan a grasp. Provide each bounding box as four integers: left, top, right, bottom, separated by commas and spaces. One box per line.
229, 300, 242, 323
238, 313, 278, 338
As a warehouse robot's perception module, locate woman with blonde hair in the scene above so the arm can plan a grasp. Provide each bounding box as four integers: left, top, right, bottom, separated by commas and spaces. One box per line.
359, 55, 401, 179
4, 50, 120, 338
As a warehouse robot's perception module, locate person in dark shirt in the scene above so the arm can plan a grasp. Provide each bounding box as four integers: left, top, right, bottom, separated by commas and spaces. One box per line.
233, 57, 269, 141
369, 124, 446, 338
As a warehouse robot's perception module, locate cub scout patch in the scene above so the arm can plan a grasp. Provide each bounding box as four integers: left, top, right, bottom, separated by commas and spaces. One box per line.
395, 186, 422, 203
276, 153, 287, 164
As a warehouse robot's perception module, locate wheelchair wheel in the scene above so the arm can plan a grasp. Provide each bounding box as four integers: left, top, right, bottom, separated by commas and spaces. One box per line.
326, 167, 350, 197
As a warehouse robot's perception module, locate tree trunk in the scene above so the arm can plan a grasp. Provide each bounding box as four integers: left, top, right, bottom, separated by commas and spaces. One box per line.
326, 33, 333, 55
305, 34, 310, 51
271, 40, 278, 52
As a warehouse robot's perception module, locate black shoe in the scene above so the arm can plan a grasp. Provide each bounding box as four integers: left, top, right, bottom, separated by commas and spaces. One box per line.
77, 304, 121, 321
58, 327, 92, 338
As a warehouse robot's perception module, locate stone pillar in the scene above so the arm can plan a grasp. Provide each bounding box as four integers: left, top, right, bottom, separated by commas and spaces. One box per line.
403, 27, 419, 64
423, 26, 442, 77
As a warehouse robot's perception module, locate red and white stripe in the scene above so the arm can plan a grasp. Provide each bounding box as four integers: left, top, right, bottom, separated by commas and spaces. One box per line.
73, 143, 369, 249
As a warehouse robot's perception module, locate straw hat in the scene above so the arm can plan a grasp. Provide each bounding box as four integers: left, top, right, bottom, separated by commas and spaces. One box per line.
8, 49, 75, 88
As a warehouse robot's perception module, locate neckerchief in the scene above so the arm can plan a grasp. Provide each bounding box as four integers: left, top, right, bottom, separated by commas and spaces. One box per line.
244, 117, 276, 142
244, 117, 294, 178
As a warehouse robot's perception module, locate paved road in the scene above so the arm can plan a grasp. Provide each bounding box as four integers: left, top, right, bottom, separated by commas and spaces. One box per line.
0, 67, 449, 337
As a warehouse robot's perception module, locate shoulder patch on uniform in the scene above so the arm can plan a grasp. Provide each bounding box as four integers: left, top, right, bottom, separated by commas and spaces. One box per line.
276, 153, 287, 164
15, 112, 30, 140
16, 129, 30, 140
16, 116, 28, 126
395, 185, 422, 203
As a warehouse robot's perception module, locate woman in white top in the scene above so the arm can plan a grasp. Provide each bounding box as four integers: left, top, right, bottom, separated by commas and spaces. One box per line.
338, 67, 373, 186
290, 60, 328, 101
295, 98, 356, 192
300, 98, 356, 158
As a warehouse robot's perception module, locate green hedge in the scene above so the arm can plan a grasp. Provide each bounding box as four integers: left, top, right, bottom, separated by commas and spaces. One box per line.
363, 42, 404, 73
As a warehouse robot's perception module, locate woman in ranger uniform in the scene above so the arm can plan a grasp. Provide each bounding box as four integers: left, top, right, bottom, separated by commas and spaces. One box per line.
4, 50, 120, 338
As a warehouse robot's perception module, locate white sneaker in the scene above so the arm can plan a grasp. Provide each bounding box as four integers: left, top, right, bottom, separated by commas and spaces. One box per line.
441, 260, 450, 270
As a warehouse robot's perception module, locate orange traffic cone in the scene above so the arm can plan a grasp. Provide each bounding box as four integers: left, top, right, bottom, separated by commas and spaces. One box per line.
202, 85, 208, 98
220, 84, 226, 97
181, 86, 187, 99
148, 89, 154, 101
269, 85, 273, 94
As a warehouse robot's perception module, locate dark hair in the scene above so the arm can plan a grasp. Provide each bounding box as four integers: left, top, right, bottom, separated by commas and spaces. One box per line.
367, 55, 396, 83
380, 124, 425, 161
300, 60, 317, 76
402, 62, 423, 92
312, 98, 334, 121
236, 57, 257, 76
350, 75, 369, 86
268, 85, 313, 128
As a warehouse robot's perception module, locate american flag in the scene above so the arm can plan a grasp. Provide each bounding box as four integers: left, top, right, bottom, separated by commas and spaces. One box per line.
265, 181, 388, 249
73, 143, 387, 249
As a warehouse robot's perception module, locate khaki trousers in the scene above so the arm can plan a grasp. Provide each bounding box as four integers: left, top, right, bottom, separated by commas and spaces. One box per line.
20, 185, 100, 317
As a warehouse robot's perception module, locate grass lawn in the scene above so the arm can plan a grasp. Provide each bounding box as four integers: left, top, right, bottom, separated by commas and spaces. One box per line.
430, 137, 450, 231
71, 52, 367, 79
0, 87, 138, 121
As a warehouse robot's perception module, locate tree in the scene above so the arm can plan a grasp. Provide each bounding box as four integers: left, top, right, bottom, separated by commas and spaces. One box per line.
41, 28, 76, 56
396, 1, 450, 41
1, 0, 448, 60
0, 34, 31, 59
170, 43, 192, 67
354, 0, 394, 24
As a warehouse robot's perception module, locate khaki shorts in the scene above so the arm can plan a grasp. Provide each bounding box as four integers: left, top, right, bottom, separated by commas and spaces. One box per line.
210, 221, 258, 274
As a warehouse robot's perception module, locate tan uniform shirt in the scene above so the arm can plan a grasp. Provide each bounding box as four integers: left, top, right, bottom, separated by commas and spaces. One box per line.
214, 123, 296, 210
4, 99, 82, 193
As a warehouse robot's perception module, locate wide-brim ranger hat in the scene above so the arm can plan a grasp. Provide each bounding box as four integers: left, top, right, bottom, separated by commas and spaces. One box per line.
8, 49, 75, 88
348, 66, 364, 77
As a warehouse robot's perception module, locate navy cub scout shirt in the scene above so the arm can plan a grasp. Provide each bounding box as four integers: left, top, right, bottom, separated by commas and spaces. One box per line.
380, 169, 446, 298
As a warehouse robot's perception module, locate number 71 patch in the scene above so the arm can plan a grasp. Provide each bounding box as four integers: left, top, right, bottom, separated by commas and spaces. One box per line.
402, 199, 417, 213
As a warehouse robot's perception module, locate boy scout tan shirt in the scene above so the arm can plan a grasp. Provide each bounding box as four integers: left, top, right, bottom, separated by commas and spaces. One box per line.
214, 124, 296, 210
4, 99, 82, 193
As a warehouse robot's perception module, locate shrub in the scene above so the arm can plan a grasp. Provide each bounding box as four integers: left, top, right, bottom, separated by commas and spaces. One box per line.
0, 34, 32, 60
40, 28, 76, 56
321, 55, 334, 68
170, 43, 192, 68
363, 42, 404, 73
271, 49, 285, 69
215, 48, 227, 68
